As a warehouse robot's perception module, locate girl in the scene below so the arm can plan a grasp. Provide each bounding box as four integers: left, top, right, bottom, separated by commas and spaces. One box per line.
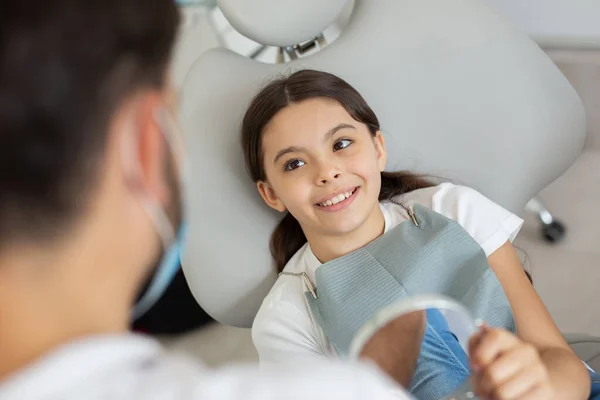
242, 69, 591, 399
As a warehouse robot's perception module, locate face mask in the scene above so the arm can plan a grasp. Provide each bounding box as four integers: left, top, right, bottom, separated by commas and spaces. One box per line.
132, 223, 187, 320
131, 108, 189, 320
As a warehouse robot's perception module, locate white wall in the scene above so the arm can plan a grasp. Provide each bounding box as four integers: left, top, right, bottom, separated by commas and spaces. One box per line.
487, 0, 600, 47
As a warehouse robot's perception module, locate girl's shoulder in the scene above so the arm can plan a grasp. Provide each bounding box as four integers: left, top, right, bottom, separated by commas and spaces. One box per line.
257, 242, 316, 314
252, 243, 327, 362
381, 183, 524, 256
382, 182, 474, 212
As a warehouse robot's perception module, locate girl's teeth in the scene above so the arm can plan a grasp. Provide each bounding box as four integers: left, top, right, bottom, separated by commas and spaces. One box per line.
320, 189, 355, 207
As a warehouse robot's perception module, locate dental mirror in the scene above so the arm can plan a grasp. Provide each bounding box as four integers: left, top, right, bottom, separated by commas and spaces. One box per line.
349, 294, 483, 400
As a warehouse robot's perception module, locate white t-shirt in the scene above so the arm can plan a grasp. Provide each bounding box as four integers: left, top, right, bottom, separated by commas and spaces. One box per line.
252, 183, 524, 362
0, 334, 411, 400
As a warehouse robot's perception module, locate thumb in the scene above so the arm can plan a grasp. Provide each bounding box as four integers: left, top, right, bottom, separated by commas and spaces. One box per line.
470, 328, 521, 372
468, 324, 490, 372
468, 324, 489, 360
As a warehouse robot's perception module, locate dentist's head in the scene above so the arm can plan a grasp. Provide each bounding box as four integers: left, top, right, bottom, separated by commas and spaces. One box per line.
0, 0, 182, 375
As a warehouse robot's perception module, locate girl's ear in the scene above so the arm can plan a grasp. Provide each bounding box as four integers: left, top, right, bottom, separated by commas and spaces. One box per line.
373, 131, 388, 172
257, 181, 287, 212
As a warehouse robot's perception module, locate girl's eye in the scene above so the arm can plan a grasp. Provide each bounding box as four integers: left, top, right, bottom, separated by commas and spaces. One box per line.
284, 159, 305, 171
333, 139, 353, 151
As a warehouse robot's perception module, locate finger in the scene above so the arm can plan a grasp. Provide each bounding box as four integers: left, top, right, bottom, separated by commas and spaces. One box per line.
468, 324, 492, 372
475, 345, 541, 397
476, 349, 528, 394
492, 363, 548, 400
470, 329, 521, 370
468, 325, 488, 360
513, 385, 554, 400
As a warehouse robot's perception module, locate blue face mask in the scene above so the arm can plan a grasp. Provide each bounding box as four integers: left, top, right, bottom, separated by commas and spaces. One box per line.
132, 222, 188, 320
131, 108, 189, 320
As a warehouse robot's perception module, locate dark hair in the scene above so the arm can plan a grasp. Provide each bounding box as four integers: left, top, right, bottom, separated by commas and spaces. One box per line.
242, 70, 434, 272
0, 0, 179, 248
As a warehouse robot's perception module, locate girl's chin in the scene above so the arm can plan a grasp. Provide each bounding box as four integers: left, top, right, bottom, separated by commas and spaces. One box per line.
315, 216, 370, 236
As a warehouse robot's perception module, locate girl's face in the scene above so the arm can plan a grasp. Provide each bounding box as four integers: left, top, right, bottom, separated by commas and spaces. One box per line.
257, 97, 387, 238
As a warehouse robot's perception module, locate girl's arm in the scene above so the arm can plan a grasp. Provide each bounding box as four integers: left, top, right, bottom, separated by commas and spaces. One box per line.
487, 240, 590, 399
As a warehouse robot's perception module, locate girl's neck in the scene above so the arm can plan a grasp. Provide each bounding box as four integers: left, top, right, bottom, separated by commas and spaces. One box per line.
305, 204, 386, 264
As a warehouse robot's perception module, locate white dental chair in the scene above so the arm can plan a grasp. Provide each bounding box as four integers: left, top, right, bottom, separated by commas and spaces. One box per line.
178, 0, 600, 370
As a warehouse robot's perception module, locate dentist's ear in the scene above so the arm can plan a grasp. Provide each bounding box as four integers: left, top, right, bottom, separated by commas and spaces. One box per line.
374, 131, 387, 172
120, 93, 170, 205
257, 181, 287, 212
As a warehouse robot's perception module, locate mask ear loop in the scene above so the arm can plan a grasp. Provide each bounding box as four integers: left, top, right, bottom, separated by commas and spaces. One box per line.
152, 108, 188, 182
152, 106, 190, 230
120, 115, 177, 247
122, 107, 187, 320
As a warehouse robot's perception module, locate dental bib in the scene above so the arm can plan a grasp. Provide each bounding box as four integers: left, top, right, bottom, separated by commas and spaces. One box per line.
303, 203, 515, 358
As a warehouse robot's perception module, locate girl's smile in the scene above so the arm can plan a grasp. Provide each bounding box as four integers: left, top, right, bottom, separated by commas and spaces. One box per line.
315, 186, 360, 212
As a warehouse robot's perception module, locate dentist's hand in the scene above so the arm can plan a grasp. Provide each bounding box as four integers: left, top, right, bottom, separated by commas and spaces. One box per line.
468, 326, 555, 400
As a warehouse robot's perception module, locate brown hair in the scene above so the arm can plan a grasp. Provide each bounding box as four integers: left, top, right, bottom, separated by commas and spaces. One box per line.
241, 70, 434, 272
0, 0, 179, 246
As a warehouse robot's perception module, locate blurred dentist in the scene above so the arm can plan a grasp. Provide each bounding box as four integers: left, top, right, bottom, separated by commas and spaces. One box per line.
0, 1, 413, 399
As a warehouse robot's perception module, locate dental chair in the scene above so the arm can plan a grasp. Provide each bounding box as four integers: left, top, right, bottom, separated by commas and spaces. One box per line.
178, 0, 600, 371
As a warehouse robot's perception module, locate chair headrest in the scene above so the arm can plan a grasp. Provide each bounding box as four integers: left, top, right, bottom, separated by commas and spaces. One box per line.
217, 0, 351, 47
180, 0, 586, 327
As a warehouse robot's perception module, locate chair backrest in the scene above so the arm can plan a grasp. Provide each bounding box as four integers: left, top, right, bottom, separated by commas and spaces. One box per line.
179, 0, 586, 327
218, 0, 350, 47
